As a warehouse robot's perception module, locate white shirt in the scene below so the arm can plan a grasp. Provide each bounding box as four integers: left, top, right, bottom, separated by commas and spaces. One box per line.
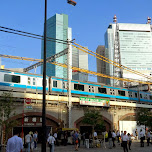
6, 135, 23, 152
117, 131, 120, 136
54, 133, 57, 138
25, 134, 31, 143
94, 132, 97, 137
33, 133, 37, 140
140, 131, 144, 138
112, 132, 116, 138
47, 136, 55, 144
122, 135, 129, 141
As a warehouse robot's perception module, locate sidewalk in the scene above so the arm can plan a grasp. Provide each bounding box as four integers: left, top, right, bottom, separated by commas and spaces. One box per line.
30, 141, 152, 152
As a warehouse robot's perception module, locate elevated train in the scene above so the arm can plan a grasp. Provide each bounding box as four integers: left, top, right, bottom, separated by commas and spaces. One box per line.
0, 69, 152, 103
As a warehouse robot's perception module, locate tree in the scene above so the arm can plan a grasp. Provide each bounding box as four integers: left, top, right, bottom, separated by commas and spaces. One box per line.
82, 108, 105, 134
0, 92, 18, 144
136, 108, 152, 129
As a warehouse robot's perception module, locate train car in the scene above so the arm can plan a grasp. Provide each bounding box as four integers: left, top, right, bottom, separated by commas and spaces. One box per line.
0, 69, 49, 93
50, 77, 152, 103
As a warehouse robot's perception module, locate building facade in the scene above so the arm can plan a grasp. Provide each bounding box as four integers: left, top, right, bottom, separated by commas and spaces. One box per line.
72, 47, 89, 81
41, 13, 72, 78
96, 45, 106, 84
105, 21, 152, 86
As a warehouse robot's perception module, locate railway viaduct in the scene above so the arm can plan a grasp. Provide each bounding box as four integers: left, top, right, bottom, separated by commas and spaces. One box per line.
1, 90, 152, 134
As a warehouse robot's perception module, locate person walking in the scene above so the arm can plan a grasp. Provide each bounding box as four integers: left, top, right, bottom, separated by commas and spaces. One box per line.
85, 132, 90, 149
121, 131, 124, 147
127, 133, 132, 150
135, 129, 138, 140
146, 130, 151, 146
47, 133, 56, 152
116, 130, 120, 143
30, 134, 34, 152
72, 131, 79, 151
140, 129, 144, 147
33, 131, 38, 149
112, 130, 116, 147
6, 132, 23, 152
108, 131, 112, 149
25, 132, 31, 152
53, 132, 58, 146
122, 131, 129, 152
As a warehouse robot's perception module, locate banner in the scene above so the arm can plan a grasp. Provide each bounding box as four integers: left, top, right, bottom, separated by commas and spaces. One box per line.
80, 97, 110, 107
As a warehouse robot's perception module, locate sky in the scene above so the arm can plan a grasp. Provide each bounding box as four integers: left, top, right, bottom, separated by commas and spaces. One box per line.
0, 0, 152, 82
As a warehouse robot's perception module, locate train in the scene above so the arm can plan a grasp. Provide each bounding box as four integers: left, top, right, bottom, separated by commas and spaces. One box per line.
0, 69, 152, 103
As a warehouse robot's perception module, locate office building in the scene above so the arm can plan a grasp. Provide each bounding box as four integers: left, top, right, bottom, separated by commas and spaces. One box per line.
96, 45, 106, 84
72, 47, 89, 81
105, 16, 152, 86
41, 13, 72, 78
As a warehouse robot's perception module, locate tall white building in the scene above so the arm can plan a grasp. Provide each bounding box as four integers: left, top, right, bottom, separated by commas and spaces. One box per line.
105, 17, 152, 86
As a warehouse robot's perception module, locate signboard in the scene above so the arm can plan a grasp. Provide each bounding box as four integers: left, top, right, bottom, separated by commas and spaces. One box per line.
24, 98, 32, 110
80, 97, 110, 107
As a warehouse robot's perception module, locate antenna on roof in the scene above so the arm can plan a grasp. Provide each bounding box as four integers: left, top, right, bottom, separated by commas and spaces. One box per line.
147, 17, 151, 24
113, 15, 117, 23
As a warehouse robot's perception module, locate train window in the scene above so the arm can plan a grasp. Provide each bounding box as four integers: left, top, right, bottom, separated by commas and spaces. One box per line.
33, 78, 36, 85
4, 74, 20, 83
74, 84, 84, 91
92, 86, 94, 92
98, 87, 107, 94
28, 77, 30, 85
135, 93, 137, 98
150, 95, 152, 100
89, 86, 91, 92
53, 81, 57, 87
118, 90, 125, 96
140, 94, 142, 98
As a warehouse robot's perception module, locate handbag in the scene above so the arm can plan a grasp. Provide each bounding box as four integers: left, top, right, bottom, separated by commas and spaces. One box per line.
75, 140, 78, 144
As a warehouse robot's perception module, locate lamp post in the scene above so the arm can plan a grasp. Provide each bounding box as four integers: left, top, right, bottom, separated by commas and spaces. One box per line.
42, 0, 76, 151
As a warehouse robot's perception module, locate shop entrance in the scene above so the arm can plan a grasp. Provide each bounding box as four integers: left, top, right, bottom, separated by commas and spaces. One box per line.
13, 126, 51, 143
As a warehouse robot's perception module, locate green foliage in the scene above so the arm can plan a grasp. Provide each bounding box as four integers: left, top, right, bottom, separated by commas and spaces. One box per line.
82, 108, 105, 132
136, 108, 152, 128
0, 92, 18, 142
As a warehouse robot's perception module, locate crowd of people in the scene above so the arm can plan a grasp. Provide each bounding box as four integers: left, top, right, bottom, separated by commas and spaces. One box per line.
5, 128, 152, 152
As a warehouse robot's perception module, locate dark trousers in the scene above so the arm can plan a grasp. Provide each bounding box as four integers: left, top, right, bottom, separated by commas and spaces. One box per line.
147, 138, 150, 146
117, 136, 120, 143
128, 141, 131, 150
112, 138, 115, 147
123, 141, 128, 152
34, 140, 37, 148
140, 137, 144, 147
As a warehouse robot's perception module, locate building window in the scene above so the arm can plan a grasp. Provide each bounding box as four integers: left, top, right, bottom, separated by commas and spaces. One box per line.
28, 77, 30, 85
74, 84, 84, 91
98, 87, 107, 94
4, 74, 20, 83
53, 81, 57, 87
118, 90, 125, 96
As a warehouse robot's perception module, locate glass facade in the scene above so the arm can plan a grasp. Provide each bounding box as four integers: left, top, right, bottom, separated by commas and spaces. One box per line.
105, 23, 152, 86
41, 14, 71, 78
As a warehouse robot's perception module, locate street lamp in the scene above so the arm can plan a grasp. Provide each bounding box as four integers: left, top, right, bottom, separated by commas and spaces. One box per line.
42, 1, 76, 152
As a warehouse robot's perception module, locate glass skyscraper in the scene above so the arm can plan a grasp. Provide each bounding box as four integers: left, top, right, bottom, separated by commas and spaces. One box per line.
105, 23, 152, 86
41, 13, 72, 78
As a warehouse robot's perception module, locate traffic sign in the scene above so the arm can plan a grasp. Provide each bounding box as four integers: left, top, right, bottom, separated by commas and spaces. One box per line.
25, 98, 31, 104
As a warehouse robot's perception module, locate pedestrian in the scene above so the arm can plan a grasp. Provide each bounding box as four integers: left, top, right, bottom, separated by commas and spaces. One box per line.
112, 130, 116, 147
30, 134, 34, 152
146, 130, 151, 146
140, 129, 144, 147
6, 132, 23, 152
72, 131, 79, 151
116, 130, 120, 143
63, 131, 68, 146
25, 132, 31, 152
135, 129, 138, 140
127, 133, 132, 150
93, 130, 98, 140
121, 131, 124, 147
108, 130, 112, 149
47, 133, 56, 152
85, 132, 90, 148
122, 131, 129, 152
82, 132, 85, 145
33, 131, 38, 149
53, 132, 58, 146
78, 131, 81, 147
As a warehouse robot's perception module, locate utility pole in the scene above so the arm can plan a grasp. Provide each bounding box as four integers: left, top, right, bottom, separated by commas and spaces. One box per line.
67, 38, 72, 128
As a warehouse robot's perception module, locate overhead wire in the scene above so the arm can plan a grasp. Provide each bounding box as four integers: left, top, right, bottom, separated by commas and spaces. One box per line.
73, 42, 152, 80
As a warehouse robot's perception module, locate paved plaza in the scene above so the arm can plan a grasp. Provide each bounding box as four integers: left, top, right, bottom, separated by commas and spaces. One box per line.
28, 141, 152, 152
